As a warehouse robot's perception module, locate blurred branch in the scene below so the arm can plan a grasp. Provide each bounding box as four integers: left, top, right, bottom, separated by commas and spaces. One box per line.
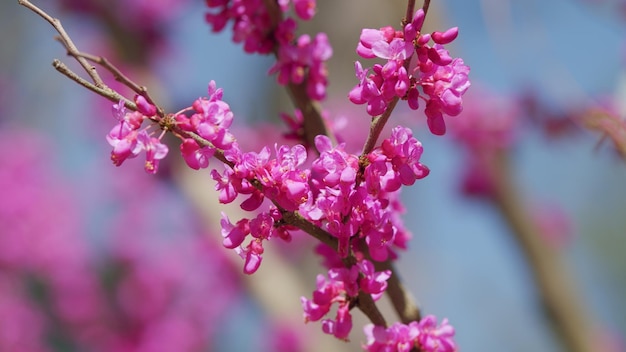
263, 0, 336, 148
374, 259, 422, 323
490, 151, 596, 352
583, 109, 626, 161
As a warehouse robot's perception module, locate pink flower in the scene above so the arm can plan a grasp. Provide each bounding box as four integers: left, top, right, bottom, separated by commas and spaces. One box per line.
363, 316, 456, 352
136, 131, 169, 174
106, 122, 141, 166
417, 315, 457, 352
220, 213, 249, 249
363, 322, 420, 352
358, 260, 391, 301
350, 9, 471, 134
134, 94, 157, 117
180, 138, 214, 170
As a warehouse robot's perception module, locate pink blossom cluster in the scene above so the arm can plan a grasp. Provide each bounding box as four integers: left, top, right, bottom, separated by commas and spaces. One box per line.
106, 80, 439, 341
205, 0, 332, 100
300, 260, 391, 340
214, 123, 427, 274
349, 9, 470, 135
363, 316, 457, 352
97, 1, 464, 347
106, 96, 169, 174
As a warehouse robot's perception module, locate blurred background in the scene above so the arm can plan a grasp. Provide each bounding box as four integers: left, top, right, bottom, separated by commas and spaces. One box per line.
1, 0, 625, 351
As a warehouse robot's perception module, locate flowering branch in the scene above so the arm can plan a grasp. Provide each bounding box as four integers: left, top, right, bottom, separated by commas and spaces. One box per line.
22, 0, 468, 350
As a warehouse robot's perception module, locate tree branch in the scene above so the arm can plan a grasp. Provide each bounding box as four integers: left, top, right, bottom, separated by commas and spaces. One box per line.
490, 151, 596, 352
19, 0, 104, 87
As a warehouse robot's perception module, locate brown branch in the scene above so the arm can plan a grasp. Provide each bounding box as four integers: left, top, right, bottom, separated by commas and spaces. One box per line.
357, 290, 388, 327
404, 0, 417, 25
422, 0, 431, 17
52, 60, 135, 110
75, 52, 145, 96
375, 259, 421, 323
74, 52, 163, 117
286, 82, 335, 148
18, 0, 104, 88
489, 152, 596, 352
262, 1, 336, 150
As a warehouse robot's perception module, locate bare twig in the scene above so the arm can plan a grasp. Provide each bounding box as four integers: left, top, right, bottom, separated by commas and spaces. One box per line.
74, 52, 163, 117
75, 52, 144, 96
52, 60, 135, 110
19, 0, 104, 87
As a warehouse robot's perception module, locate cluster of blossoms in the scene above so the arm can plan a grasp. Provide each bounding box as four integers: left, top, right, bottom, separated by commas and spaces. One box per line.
106, 95, 169, 174
215, 125, 428, 274
105, 78, 453, 344
363, 316, 456, 352
101, 1, 463, 348
349, 9, 470, 135
301, 260, 391, 340
205, 0, 332, 100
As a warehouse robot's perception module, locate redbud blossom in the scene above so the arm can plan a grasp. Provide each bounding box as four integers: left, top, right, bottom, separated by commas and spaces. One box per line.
180, 138, 214, 170
350, 9, 470, 135
362, 316, 457, 352
136, 131, 169, 174
302, 260, 390, 340
134, 94, 157, 117
106, 122, 140, 166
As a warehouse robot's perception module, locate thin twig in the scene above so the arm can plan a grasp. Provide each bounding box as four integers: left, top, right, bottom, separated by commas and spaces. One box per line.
19, 0, 105, 87
52, 60, 135, 110
74, 52, 163, 117
404, 0, 417, 25
75, 52, 145, 96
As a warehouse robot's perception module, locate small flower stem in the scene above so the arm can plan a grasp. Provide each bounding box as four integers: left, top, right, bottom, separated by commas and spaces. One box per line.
489, 151, 596, 352
361, 98, 400, 156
